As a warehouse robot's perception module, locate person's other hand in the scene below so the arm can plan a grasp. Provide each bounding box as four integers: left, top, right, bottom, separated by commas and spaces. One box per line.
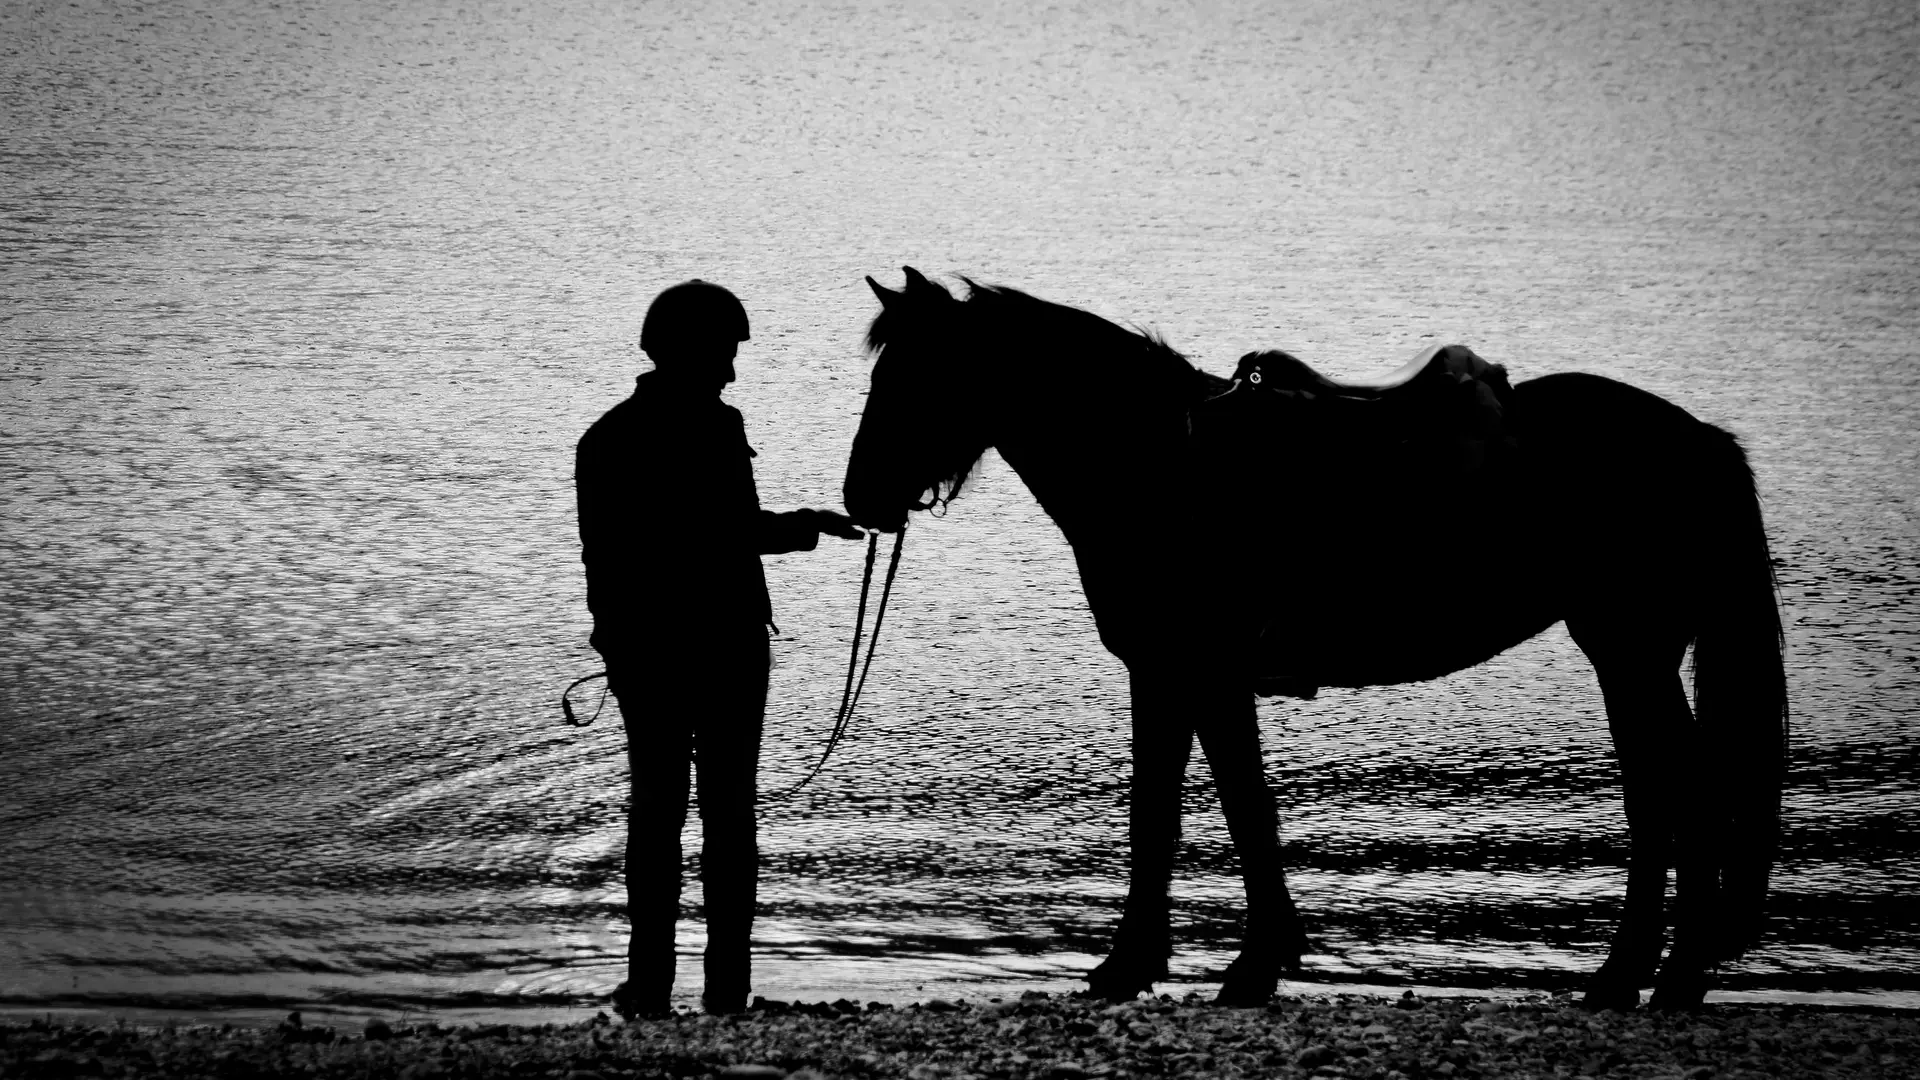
809, 509, 867, 541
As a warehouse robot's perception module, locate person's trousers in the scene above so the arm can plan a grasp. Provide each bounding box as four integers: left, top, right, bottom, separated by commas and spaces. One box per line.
607, 631, 769, 1011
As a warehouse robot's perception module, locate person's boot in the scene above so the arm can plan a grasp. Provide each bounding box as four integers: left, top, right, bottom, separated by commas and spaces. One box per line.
616, 891, 681, 1019
700, 818, 757, 1014
701, 910, 752, 1014
701, 870, 755, 1013
610, 978, 670, 1020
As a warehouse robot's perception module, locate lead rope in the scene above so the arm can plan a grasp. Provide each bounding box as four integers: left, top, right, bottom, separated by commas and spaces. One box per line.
560, 670, 609, 727
763, 527, 904, 804
562, 532, 908, 799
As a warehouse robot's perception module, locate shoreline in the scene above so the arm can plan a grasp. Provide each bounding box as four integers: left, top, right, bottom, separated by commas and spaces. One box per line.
7, 991, 1918, 1079
8, 977, 1916, 1034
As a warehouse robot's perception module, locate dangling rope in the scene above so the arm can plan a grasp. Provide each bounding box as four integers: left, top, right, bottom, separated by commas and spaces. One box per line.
764, 527, 905, 803
560, 670, 609, 727
559, 529, 908, 803
848, 529, 906, 733
837, 532, 884, 738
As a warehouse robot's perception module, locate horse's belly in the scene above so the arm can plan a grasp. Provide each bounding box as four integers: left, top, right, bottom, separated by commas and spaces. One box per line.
1243, 494, 1557, 688
1257, 582, 1549, 687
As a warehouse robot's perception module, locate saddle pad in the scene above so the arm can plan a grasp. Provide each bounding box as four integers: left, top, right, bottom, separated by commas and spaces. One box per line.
1189, 344, 1519, 698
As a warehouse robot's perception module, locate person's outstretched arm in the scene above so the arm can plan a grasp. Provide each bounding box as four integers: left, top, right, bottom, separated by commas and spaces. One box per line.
748, 508, 864, 554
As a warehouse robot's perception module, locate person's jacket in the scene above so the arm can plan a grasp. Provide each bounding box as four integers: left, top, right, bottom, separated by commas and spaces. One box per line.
576, 370, 818, 654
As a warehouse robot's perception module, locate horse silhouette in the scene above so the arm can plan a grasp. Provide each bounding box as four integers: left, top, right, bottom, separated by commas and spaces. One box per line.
842, 267, 1786, 1011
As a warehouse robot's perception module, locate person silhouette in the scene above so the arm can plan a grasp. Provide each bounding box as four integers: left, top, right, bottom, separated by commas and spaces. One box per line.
575, 280, 863, 1017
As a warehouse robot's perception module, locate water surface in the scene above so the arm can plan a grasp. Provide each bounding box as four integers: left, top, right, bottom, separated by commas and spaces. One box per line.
3, 0, 1917, 1021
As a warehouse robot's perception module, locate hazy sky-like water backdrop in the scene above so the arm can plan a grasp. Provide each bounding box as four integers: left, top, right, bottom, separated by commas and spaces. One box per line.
2, 0, 1917, 1022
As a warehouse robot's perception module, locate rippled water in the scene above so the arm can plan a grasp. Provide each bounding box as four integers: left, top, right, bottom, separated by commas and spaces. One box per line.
3, 0, 1917, 1022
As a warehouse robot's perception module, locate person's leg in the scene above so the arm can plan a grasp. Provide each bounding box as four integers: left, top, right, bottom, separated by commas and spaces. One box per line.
692, 635, 770, 1013
611, 662, 694, 1018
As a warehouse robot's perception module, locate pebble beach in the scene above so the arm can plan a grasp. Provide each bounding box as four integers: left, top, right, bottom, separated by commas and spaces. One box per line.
6, 993, 1917, 1080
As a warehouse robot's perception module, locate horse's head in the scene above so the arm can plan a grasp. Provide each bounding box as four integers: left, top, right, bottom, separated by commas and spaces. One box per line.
843, 267, 997, 532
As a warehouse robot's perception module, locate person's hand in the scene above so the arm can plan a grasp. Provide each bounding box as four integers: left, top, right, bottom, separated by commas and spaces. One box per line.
809, 509, 867, 541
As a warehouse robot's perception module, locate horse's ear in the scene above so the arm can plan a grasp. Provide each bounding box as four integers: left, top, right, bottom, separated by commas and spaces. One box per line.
867, 275, 900, 309
901, 265, 947, 300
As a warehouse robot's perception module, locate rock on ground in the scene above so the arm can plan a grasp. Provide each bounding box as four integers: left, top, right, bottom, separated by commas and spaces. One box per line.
5, 992, 1918, 1079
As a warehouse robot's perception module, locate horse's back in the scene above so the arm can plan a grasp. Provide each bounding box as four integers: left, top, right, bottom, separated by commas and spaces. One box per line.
1507, 371, 1764, 633
1510, 371, 1724, 439
1202, 367, 1753, 688
1507, 371, 1752, 548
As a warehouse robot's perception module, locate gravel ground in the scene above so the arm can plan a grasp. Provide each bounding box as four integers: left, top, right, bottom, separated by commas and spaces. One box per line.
5, 993, 1918, 1079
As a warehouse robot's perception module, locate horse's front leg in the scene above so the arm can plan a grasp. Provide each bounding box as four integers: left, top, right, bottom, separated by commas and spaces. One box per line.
1196, 696, 1306, 1006
1086, 669, 1194, 1002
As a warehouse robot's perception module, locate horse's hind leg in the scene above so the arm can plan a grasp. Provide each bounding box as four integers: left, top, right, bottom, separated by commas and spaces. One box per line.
1195, 695, 1305, 1006
1573, 624, 1712, 1010
1086, 668, 1194, 1001
1582, 704, 1675, 1012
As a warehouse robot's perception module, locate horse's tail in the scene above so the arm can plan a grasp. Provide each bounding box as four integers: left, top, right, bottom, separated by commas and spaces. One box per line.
1689, 426, 1788, 961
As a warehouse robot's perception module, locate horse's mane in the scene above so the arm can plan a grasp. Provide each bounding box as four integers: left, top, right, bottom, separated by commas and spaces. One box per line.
862, 276, 1229, 512
865, 277, 1227, 402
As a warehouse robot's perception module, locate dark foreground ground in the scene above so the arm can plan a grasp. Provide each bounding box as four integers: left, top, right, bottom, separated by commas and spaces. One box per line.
5, 993, 1917, 1079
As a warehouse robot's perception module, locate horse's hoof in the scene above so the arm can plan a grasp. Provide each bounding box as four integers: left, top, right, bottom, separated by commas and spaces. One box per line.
1086, 957, 1160, 1003
1646, 972, 1709, 1012
1579, 982, 1641, 1012
1646, 990, 1706, 1012
1084, 973, 1153, 1003
1084, 983, 1151, 1003
1211, 951, 1280, 1007
1214, 975, 1277, 1007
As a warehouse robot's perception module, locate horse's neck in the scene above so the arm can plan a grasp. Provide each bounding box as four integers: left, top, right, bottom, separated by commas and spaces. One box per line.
991, 366, 1216, 663
992, 366, 1194, 556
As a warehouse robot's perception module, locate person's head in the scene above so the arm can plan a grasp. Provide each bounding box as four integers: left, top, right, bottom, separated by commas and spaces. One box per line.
641, 280, 749, 390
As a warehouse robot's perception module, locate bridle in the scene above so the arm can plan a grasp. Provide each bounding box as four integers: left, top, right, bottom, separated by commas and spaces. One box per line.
558, 528, 908, 803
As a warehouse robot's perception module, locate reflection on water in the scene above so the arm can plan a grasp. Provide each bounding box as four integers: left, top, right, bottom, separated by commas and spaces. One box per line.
2, 0, 1917, 1019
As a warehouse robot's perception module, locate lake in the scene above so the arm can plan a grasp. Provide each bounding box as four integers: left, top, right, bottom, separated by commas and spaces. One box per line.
2, 0, 1916, 1023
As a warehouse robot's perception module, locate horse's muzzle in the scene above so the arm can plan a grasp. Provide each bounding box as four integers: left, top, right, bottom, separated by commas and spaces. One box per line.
842, 433, 916, 533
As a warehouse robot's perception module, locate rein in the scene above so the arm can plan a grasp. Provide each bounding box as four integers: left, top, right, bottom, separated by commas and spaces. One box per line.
558, 529, 908, 802
764, 527, 905, 803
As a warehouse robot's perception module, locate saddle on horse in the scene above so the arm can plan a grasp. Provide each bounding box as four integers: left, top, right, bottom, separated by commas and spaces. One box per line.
1190, 344, 1518, 699
1213, 343, 1514, 469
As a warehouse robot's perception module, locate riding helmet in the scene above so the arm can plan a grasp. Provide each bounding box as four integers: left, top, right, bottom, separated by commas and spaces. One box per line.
640, 280, 750, 356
